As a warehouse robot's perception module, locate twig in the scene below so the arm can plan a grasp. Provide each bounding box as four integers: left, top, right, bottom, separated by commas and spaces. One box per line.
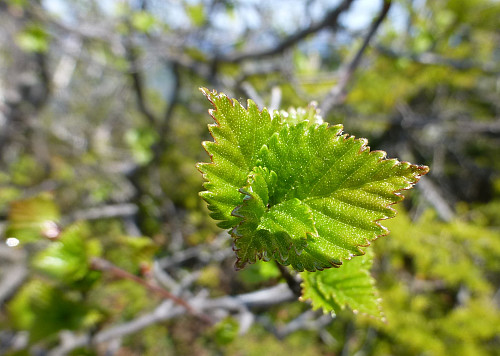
125, 40, 156, 126
275, 310, 333, 339
275, 261, 302, 297
0, 246, 28, 306
320, 0, 392, 116
160, 60, 180, 139
48, 283, 296, 355
416, 177, 455, 222
240, 82, 265, 108
89, 257, 213, 324
157, 231, 232, 269
269, 86, 282, 112
220, 0, 355, 63
65, 204, 138, 224
375, 45, 499, 74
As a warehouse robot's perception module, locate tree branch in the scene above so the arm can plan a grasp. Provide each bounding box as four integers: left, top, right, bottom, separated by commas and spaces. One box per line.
90, 257, 213, 324
125, 40, 156, 126
375, 45, 500, 74
220, 0, 355, 63
275, 261, 302, 297
48, 283, 296, 355
320, 0, 392, 116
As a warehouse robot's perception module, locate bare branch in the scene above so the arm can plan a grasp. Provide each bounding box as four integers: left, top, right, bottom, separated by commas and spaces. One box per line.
159, 61, 180, 140
65, 204, 138, 224
320, 0, 392, 116
275, 261, 302, 297
276, 310, 333, 339
416, 176, 455, 222
220, 0, 355, 63
240, 82, 265, 108
0, 246, 28, 306
375, 45, 500, 74
90, 257, 213, 324
48, 283, 296, 355
269, 86, 282, 112
125, 41, 157, 126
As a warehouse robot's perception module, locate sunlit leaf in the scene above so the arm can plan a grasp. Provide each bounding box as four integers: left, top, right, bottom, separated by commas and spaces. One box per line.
198, 89, 428, 271
300, 249, 383, 319
197, 88, 282, 229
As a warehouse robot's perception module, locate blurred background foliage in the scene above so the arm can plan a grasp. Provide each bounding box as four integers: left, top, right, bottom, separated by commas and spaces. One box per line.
0, 0, 499, 355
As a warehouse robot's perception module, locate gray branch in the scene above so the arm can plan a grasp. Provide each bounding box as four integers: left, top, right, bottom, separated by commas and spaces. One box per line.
320, 0, 392, 116
48, 283, 296, 356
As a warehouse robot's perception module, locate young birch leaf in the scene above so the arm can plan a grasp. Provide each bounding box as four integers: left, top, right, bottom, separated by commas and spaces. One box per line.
246, 121, 429, 271
197, 88, 282, 229
300, 249, 383, 319
232, 167, 314, 268
198, 89, 429, 271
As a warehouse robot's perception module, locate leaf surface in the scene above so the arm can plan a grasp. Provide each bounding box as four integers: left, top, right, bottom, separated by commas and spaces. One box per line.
197, 88, 282, 228
198, 89, 429, 271
300, 249, 383, 319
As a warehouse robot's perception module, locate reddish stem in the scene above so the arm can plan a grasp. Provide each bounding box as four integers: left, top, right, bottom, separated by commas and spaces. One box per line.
90, 257, 213, 325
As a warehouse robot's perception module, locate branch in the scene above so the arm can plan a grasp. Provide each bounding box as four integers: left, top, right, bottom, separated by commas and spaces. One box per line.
90, 257, 213, 324
375, 45, 500, 74
272, 310, 333, 339
64, 204, 138, 224
320, 0, 392, 116
275, 261, 302, 297
0, 246, 28, 306
125, 40, 157, 126
159, 61, 180, 140
48, 283, 296, 355
220, 0, 355, 63
416, 176, 455, 222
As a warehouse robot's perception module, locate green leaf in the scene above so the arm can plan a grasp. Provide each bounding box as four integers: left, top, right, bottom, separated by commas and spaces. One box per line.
32, 223, 102, 284
198, 89, 429, 271
197, 88, 282, 229
5, 193, 61, 244
7, 280, 102, 342
186, 3, 206, 27
212, 317, 239, 346
300, 249, 383, 319
232, 167, 314, 268
131, 11, 156, 33
16, 24, 49, 53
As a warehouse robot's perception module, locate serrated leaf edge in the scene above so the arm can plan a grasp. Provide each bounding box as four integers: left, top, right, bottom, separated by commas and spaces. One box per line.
197, 88, 429, 271
299, 252, 386, 322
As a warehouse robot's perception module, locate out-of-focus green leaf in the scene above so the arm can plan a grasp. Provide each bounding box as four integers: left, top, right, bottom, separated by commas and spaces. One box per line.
16, 24, 49, 53
131, 11, 156, 33
212, 317, 239, 346
32, 223, 102, 284
238, 260, 280, 285
125, 127, 159, 164
187, 4, 205, 27
7, 280, 102, 342
106, 235, 157, 273
5, 193, 61, 244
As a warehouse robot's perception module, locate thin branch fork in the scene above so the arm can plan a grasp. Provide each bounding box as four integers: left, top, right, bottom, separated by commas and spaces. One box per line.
220, 0, 355, 63
320, 0, 392, 116
89, 257, 213, 325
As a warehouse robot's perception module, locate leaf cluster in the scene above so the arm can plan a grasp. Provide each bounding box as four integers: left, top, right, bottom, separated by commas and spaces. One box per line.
198, 89, 428, 316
